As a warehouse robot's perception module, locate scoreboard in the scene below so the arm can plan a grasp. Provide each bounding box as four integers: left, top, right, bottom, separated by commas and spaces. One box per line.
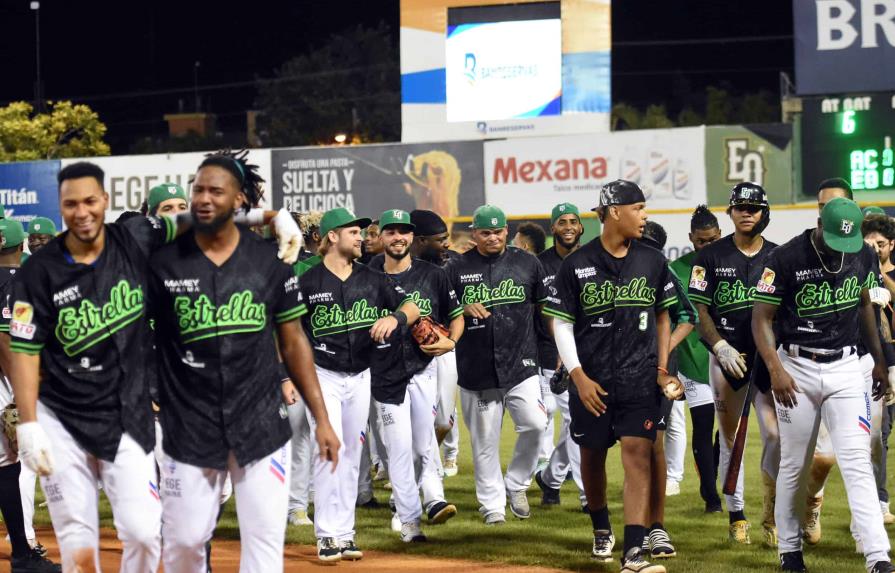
801, 93, 895, 193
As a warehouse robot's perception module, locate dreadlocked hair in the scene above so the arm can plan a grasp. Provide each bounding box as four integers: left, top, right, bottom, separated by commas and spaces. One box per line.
199, 149, 265, 213
691, 204, 719, 232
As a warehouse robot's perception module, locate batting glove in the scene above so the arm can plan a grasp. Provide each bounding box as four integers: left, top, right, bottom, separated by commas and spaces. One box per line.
16, 422, 54, 476
713, 340, 747, 379
272, 208, 303, 265
870, 286, 891, 307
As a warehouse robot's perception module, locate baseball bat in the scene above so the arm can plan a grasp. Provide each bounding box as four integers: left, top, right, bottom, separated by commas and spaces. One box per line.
722, 376, 755, 496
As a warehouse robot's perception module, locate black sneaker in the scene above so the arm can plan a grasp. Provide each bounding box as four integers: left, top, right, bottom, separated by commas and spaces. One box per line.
648, 527, 676, 559
31, 544, 47, 558
591, 529, 615, 562
339, 538, 363, 561
705, 500, 723, 513
316, 537, 341, 563
780, 551, 808, 572
356, 496, 380, 509
11, 548, 61, 573
871, 562, 895, 573
427, 500, 457, 524
535, 471, 560, 505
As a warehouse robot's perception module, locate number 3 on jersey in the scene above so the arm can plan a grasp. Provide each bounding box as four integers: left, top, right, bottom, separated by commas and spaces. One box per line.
638, 311, 648, 331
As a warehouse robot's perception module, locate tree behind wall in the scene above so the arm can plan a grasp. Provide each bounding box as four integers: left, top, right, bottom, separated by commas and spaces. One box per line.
0, 101, 111, 162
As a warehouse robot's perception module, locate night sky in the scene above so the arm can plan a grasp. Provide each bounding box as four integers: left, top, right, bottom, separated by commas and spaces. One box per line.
0, 1, 793, 150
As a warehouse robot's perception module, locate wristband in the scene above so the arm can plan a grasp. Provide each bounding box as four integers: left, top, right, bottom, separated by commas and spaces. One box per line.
657, 366, 669, 375
392, 310, 408, 326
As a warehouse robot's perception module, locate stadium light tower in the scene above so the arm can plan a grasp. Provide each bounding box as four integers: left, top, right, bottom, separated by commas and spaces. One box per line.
30, 1, 43, 112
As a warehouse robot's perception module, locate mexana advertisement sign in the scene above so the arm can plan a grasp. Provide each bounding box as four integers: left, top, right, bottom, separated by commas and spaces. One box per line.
484, 128, 706, 215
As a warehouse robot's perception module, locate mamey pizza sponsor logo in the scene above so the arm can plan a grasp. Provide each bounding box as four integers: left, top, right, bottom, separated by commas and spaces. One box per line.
713, 280, 756, 313
756, 268, 776, 294
714, 267, 737, 278
795, 268, 824, 283
55, 280, 145, 356
459, 272, 484, 284
461, 278, 526, 308
174, 291, 267, 344
164, 278, 201, 295
794, 276, 861, 317
689, 265, 707, 291
580, 277, 656, 316
52, 285, 81, 306
308, 292, 334, 305
405, 291, 432, 317
310, 300, 388, 337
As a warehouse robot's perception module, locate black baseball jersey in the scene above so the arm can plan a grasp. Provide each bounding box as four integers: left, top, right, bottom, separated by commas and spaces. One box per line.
299, 261, 410, 374
367, 255, 461, 404
446, 246, 549, 391
544, 239, 677, 403
0, 267, 19, 339
755, 229, 877, 350
149, 227, 304, 469
536, 246, 564, 370
9, 216, 177, 461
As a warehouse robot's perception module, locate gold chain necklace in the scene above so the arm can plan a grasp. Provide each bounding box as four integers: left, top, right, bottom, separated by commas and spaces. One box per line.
810, 233, 844, 274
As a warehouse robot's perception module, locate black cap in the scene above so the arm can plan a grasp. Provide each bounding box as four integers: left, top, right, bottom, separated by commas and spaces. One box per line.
410, 209, 448, 236
728, 182, 768, 209
641, 220, 667, 250
592, 179, 646, 211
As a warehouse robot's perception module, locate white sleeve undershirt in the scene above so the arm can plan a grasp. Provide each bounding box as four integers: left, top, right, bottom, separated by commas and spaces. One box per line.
553, 317, 581, 373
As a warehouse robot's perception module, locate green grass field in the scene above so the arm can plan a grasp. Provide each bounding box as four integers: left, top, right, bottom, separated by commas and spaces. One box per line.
40, 409, 895, 572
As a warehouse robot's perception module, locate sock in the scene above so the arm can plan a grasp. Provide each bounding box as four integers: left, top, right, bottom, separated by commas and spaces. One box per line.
590, 506, 611, 531
0, 463, 32, 559
623, 524, 647, 556
729, 510, 746, 524
691, 403, 721, 503
651, 522, 663, 532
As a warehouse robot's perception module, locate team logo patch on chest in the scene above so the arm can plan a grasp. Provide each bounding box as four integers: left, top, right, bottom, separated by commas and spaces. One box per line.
54, 280, 145, 356
174, 291, 267, 344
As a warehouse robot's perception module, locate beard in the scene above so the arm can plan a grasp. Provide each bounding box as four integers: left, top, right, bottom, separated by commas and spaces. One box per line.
385, 244, 410, 261
553, 232, 581, 250
193, 209, 232, 234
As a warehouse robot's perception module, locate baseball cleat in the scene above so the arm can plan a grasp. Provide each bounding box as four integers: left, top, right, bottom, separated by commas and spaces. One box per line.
508, 489, 531, 519
665, 479, 681, 497
803, 496, 823, 545
728, 520, 751, 544
356, 495, 381, 509
443, 458, 458, 477
591, 529, 615, 562
882, 501, 895, 525
870, 561, 895, 573
484, 511, 506, 525
316, 537, 342, 563
373, 465, 389, 482
30, 543, 48, 558
10, 546, 61, 573
536, 471, 560, 505
288, 508, 313, 526
620, 547, 666, 573
705, 500, 723, 513
400, 521, 427, 543
648, 527, 676, 559
339, 538, 363, 560
779, 550, 808, 572
391, 513, 401, 532
763, 524, 778, 548
427, 501, 457, 524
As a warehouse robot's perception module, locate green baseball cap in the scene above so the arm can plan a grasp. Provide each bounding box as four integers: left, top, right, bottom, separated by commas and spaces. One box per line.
0, 219, 27, 248
378, 209, 415, 230
551, 203, 580, 225
319, 207, 372, 237
821, 197, 864, 253
147, 183, 188, 214
470, 205, 507, 229
27, 217, 57, 236
863, 205, 886, 217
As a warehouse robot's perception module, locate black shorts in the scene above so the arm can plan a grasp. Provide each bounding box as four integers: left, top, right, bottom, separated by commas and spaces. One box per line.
657, 396, 674, 431
569, 391, 660, 451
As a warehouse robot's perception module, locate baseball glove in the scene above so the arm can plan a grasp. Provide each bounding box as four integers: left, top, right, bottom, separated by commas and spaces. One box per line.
2, 403, 19, 455
549, 366, 570, 395
411, 316, 450, 346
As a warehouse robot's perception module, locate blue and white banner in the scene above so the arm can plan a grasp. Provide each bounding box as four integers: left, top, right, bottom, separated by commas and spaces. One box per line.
0, 160, 62, 229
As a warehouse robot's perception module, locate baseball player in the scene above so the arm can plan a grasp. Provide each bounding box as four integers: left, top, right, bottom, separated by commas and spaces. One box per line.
445, 204, 549, 524
0, 218, 60, 573
752, 197, 894, 573
26, 217, 56, 255
688, 183, 779, 546
668, 205, 723, 512
143, 182, 189, 217
298, 207, 421, 562
148, 154, 340, 573
367, 208, 463, 541
801, 181, 895, 548
545, 180, 682, 573
534, 203, 587, 509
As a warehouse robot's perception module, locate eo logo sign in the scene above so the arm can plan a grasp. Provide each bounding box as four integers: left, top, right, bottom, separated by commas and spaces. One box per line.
724, 138, 766, 187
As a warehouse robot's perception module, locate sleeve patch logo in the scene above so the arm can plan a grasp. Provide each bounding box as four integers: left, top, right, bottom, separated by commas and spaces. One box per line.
689, 266, 707, 291
757, 268, 776, 293
10, 301, 35, 340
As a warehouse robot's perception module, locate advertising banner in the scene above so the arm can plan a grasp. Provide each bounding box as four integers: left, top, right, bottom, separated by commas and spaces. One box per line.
61, 151, 272, 223
0, 160, 62, 228
705, 124, 793, 206
270, 141, 485, 221
484, 127, 706, 215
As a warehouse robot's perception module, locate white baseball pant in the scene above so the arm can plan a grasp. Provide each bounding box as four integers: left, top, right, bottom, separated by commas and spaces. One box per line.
159, 443, 290, 573
376, 361, 444, 523
308, 367, 371, 540
537, 369, 558, 461
774, 348, 890, 567
539, 387, 586, 503
358, 400, 387, 503
287, 398, 313, 512
435, 352, 458, 433
441, 410, 459, 461
710, 354, 780, 512
460, 375, 546, 516
37, 402, 161, 573
682, 373, 715, 408
664, 399, 687, 483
